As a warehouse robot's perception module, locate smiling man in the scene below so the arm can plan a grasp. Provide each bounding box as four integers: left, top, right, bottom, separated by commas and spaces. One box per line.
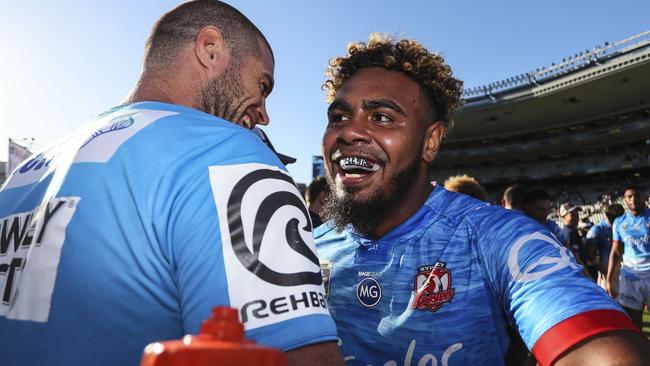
0, 2, 342, 366
315, 33, 650, 366
607, 186, 650, 329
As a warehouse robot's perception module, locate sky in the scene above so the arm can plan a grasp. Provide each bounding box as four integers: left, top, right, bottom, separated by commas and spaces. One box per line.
2, 0, 649, 184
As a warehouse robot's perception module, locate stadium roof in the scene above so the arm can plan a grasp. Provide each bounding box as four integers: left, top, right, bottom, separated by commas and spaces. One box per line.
452, 30, 650, 141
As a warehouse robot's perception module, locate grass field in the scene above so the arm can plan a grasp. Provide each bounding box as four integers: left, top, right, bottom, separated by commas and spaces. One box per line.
643, 311, 650, 337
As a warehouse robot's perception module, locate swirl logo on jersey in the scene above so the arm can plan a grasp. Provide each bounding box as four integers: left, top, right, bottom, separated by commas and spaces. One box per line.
210, 163, 329, 330
508, 232, 579, 283
412, 262, 455, 313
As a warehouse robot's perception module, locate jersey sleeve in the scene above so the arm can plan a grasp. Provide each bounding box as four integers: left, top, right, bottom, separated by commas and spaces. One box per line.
152, 129, 338, 351
471, 208, 636, 366
612, 217, 622, 242
585, 225, 598, 247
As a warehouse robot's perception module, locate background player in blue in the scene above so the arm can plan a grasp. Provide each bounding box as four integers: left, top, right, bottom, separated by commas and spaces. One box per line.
607, 186, 650, 329
523, 187, 570, 250
0, 2, 343, 366
315, 33, 650, 365
586, 203, 624, 289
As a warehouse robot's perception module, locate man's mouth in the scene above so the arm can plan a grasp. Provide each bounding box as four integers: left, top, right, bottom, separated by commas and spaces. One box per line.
240, 114, 254, 129
332, 150, 384, 182
339, 156, 381, 175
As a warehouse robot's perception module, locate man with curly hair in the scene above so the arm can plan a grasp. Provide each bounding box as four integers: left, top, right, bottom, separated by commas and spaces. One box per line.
315, 33, 649, 366
443, 174, 488, 202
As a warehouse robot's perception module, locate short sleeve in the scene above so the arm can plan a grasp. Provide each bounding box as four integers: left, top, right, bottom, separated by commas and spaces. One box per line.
612, 217, 622, 242
585, 225, 598, 246
472, 208, 633, 366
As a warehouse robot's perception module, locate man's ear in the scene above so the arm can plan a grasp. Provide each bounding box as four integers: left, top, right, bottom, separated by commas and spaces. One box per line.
422, 122, 446, 164
317, 191, 327, 206
195, 26, 231, 76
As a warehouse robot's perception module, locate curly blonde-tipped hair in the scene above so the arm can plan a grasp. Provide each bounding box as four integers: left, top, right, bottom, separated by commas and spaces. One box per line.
323, 33, 464, 128
443, 174, 488, 202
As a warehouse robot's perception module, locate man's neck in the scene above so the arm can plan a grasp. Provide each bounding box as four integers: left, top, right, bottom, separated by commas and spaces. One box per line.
125, 66, 201, 109
369, 178, 434, 240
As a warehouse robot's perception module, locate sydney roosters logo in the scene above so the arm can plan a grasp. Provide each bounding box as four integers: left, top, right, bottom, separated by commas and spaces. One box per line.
412, 262, 455, 312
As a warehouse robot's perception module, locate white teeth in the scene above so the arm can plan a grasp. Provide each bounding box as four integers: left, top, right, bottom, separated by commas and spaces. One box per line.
241, 115, 253, 129
339, 156, 380, 172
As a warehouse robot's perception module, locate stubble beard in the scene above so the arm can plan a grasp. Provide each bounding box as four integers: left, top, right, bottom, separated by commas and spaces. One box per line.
199, 61, 245, 124
321, 147, 424, 236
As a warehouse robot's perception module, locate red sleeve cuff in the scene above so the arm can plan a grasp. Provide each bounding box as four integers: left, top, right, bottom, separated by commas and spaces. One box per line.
532, 309, 639, 366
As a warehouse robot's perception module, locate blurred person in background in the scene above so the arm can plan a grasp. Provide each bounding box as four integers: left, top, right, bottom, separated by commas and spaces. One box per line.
607, 186, 650, 330
501, 183, 526, 211
587, 203, 625, 290
524, 187, 569, 248
577, 218, 593, 238
560, 202, 590, 274
305, 176, 328, 229
443, 174, 488, 201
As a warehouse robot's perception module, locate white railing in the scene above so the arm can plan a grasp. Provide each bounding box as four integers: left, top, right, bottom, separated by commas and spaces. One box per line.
463, 29, 650, 98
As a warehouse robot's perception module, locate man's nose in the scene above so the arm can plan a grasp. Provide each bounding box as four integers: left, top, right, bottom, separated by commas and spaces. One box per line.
256, 98, 270, 126
337, 116, 371, 144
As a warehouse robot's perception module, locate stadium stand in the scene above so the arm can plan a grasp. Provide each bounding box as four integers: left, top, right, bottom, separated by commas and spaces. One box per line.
433, 29, 650, 220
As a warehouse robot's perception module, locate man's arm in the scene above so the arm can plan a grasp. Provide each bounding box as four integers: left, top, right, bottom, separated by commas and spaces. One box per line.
286, 341, 345, 366
554, 330, 650, 366
606, 239, 623, 298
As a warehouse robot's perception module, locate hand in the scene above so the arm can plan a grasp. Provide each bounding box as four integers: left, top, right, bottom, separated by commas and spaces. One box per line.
606, 279, 618, 299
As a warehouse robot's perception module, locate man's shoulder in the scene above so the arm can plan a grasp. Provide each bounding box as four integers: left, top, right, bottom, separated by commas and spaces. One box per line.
453, 197, 527, 233
587, 222, 604, 236
126, 102, 247, 142
613, 212, 630, 227
425, 187, 495, 225
116, 103, 278, 168
642, 208, 650, 219
593, 220, 610, 232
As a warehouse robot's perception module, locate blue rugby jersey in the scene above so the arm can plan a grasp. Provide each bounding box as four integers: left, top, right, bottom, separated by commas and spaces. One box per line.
316, 186, 634, 366
586, 220, 614, 265
613, 209, 650, 274
0, 102, 337, 366
544, 219, 567, 245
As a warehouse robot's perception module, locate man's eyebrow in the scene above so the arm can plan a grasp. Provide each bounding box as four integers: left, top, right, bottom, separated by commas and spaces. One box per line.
328, 100, 353, 114
362, 98, 406, 116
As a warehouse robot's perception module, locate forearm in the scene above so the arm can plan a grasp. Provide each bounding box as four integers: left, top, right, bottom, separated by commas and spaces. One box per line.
606, 249, 621, 282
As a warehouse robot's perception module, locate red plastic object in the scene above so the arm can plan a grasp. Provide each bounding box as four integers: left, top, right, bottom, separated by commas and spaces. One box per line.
140, 307, 286, 366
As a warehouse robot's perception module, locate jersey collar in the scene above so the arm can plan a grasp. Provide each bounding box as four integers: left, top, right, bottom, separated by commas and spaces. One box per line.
350, 185, 445, 248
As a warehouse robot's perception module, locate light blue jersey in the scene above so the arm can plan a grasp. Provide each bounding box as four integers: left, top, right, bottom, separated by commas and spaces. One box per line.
613, 209, 650, 274
586, 220, 613, 265
316, 187, 631, 366
0, 102, 337, 366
